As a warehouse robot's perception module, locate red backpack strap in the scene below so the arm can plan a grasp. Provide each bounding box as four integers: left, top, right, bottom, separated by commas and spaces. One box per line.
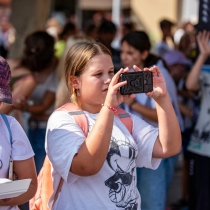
115, 108, 133, 134
57, 103, 132, 135
56, 103, 88, 136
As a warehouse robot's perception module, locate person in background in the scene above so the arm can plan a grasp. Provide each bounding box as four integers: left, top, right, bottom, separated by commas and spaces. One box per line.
178, 31, 197, 64
9, 31, 58, 174
98, 20, 122, 73
120, 31, 183, 210
173, 21, 195, 48
154, 19, 175, 57
45, 41, 181, 210
122, 20, 135, 37
0, 56, 37, 210
185, 30, 210, 210
45, 17, 62, 42
54, 21, 77, 59
163, 50, 198, 210
0, 21, 14, 58
0, 31, 57, 131
83, 20, 98, 40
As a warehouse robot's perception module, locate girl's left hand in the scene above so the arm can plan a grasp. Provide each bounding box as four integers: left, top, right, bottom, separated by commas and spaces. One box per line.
133, 65, 167, 100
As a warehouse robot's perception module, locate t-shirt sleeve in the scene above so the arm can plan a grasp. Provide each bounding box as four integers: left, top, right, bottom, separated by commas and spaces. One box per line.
131, 114, 161, 169
8, 116, 34, 160
46, 111, 85, 183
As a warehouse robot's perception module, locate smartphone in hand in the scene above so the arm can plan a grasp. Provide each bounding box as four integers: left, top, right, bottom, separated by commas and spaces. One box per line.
119, 71, 153, 95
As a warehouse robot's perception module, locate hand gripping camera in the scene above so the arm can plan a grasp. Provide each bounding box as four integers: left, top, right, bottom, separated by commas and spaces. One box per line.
119, 71, 153, 95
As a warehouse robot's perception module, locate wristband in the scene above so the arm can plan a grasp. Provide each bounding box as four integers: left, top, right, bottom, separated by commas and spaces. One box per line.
101, 104, 117, 112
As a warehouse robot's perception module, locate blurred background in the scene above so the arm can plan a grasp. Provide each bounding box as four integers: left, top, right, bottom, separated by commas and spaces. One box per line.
0, 0, 199, 59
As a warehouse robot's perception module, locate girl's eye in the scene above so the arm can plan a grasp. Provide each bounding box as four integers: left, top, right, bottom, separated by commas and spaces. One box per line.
109, 71, 114, 74
95, 73, 102, 76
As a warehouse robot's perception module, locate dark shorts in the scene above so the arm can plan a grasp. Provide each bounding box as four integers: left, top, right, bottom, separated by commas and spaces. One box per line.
188, 153, 210, 210
181, 129, 193, 160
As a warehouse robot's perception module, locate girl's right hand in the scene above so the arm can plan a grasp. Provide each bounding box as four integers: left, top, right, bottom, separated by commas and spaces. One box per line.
104, 68, 136, 107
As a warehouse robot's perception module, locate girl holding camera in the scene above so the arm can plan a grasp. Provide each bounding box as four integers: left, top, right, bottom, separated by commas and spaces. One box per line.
45, 41, 181, 209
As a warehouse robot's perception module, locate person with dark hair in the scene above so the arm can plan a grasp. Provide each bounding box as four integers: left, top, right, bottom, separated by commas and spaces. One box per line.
83, 20, 98, 40
98, 20, 122, 73
1, 31, 58, 174
1, 31, 56, 116
122, 20, 135, 36
185, 30, 210, 210
155, 19, 175, 57
54, 21, 77, 58
120, 30, 183, 210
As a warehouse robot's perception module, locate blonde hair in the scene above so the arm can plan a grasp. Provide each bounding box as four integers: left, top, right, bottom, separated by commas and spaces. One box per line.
64, 41, 112, 106
55, 35, 94, 109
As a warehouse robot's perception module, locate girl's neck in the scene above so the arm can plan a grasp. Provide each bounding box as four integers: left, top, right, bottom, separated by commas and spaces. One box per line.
81, 102, 101, 114
135, 61, 145, 70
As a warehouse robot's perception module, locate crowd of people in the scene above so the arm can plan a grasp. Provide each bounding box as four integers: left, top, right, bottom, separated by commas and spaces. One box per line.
0, 12, 209, 210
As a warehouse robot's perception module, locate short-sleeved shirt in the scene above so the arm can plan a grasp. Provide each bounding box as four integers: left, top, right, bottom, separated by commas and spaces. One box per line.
45, 110, 161, 210
188, 72, 210, 157
29, 69, 58, 116
0, 115, 34, 210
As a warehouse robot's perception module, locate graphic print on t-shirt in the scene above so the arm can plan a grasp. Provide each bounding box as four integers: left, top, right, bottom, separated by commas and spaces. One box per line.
188, 74, 210, 157
105, 136, 139, 209
191, 81, 210, 144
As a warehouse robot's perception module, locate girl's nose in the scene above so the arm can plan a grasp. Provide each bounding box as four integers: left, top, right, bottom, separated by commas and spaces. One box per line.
104, 77, 111, 84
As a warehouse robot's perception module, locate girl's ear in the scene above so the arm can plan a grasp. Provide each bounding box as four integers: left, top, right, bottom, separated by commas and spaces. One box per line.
70, 76, 80, 89
141, 50, 149, 61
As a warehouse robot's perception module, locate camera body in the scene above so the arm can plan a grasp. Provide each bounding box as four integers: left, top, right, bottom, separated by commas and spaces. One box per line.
119, 71, 153, 95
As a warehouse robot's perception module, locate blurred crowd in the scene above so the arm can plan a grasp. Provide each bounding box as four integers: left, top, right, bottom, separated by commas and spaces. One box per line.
0, 10, 210, 210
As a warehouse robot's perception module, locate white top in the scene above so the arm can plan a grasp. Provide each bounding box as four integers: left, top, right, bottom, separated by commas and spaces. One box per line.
45, 110, 161, 210
29, 69, 58, 115
188, 72, 210, 157
0, 115, 34, 210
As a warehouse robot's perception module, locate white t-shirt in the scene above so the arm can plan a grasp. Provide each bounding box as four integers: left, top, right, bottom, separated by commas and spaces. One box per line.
29, 69, 58, 115
0, 115, 34, 210
45, 110, 161, 210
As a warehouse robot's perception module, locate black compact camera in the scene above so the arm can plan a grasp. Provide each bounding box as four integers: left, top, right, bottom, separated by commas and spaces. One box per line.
119, 71, 153, 95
